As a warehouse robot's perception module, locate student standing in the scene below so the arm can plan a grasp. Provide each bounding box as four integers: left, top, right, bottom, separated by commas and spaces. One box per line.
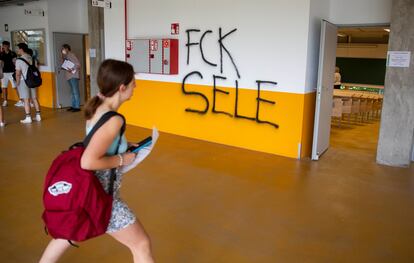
39, 59, 155, 263
15, 43, 42, 124
61, 44, 81, 112
0, 41, 22, 107
334, 66, 342, 89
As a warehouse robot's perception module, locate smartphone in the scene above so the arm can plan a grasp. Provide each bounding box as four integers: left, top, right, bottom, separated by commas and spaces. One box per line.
127, 136, 152, 153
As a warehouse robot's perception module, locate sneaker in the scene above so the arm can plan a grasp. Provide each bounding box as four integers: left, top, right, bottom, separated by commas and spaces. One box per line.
71, 108, 81, 112
34, 114, 42, 122
15, 101, 24, 107
20, 116, 32, 124
2, 100, 7, 107
0, 122, 5, 127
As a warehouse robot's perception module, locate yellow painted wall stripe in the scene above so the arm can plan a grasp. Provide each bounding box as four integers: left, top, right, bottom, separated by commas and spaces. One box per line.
120, 79, 315, 159
4, 74, 315, 159
5, 71, 55, 108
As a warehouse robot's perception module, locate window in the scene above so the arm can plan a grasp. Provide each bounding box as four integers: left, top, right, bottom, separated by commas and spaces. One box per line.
11, 29, 47, 66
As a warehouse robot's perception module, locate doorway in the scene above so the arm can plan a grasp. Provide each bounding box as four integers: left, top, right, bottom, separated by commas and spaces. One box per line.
53, 32, 87, 109
312, 24, 389, 160
312, 21, 390, 160
330, 26, 388, 155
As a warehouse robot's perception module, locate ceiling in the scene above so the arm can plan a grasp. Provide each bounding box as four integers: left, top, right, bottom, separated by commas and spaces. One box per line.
0, 0, 39, 7
337, 27, 390, 44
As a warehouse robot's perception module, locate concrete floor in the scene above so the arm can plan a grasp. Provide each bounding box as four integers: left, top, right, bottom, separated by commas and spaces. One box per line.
0, 106, 413, 263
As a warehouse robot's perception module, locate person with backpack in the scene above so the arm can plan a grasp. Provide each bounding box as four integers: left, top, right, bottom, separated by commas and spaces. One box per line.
61, 44, 81, 112
39, 59, 155, 263
15, 43, 41, 124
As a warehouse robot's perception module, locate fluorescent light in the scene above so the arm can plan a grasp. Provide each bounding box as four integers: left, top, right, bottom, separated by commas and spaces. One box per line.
337, 33, 347, 37
384, 29, 390, 32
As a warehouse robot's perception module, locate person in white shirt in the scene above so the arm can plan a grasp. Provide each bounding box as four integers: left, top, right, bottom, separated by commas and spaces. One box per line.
15, 43, 41, 124
334, 66, 341, 89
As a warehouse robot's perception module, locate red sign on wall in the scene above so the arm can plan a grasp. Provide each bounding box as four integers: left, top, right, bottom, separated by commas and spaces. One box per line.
150, 40, 158, 51
162, 39, 170, 48
126, 40, 132, 51
171, 23, 179, 35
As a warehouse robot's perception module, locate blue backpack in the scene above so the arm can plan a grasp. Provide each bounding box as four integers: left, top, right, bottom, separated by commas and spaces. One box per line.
17, 57, 42, 88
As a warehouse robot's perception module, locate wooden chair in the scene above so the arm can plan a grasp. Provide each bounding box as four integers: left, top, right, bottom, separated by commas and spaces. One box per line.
331, 98, 343, 127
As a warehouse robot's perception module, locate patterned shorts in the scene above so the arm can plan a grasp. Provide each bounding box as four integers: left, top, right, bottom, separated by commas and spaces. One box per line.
94, 169, 136, 233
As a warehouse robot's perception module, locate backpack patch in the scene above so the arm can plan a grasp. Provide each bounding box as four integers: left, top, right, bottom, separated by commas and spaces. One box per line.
48, 181, 72, 196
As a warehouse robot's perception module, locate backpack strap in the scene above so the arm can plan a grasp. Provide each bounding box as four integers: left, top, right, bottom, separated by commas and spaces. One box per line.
16, 57, 38, 85
16, 58, 30, 81
18, 56, 38, 68
17, 57, 32, 66
83, 111, 126, 196
83, 111, 126, 147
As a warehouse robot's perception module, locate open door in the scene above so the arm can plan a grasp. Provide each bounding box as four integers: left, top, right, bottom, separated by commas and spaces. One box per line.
53, 32, 86, 108
311, 20, 338, 160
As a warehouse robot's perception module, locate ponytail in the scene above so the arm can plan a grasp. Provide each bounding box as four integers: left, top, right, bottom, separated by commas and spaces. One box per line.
84, 96, 104, 120
84, 59, 134, 120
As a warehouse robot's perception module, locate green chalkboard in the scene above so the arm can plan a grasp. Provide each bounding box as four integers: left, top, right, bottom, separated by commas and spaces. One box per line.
336, 57, 386, 85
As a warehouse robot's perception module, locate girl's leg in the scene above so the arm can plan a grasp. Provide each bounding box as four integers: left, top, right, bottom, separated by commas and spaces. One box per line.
109, 221, 154, 263
39, 239, 72, 263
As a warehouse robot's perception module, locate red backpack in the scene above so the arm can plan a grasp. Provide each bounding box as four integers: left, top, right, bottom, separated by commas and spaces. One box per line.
42, 111, 125, 244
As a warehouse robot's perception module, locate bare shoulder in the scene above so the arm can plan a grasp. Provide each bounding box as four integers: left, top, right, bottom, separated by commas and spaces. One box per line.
107, 115, 124, 127
98, 114, 124, 133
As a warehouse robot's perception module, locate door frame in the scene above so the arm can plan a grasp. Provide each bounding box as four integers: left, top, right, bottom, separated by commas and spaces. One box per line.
53, 32, 88, 109
311, 23, 391, 160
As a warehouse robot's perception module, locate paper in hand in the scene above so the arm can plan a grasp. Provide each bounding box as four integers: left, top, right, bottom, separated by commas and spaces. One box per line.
61, 59, 75, 71
119, 127, 159, 174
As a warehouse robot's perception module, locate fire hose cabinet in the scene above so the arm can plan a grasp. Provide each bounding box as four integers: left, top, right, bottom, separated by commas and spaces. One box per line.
126, 39, 178, 75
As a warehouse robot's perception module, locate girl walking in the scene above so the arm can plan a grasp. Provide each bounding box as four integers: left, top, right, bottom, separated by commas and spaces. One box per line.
39, 59, 154, 263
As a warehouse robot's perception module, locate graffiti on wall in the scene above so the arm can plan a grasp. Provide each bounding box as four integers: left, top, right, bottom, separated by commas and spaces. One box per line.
182, 28, 279, 128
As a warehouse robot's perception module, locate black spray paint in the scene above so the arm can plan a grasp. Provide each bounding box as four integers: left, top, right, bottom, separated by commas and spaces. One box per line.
181, 71, 209, 114
183, 27, 279, 128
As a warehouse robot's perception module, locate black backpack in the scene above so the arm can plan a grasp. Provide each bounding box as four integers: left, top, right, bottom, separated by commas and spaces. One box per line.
17, 57, 42, 88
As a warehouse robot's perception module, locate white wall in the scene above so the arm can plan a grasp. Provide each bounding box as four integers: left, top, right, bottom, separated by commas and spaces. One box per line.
0, 0, 51, 71
48, 0, 88, 34
104, 0, 124, 61
105, 0, 312, 94
47, 0, 88, 72
304, 0, 331, 93
329, 0, 392, 25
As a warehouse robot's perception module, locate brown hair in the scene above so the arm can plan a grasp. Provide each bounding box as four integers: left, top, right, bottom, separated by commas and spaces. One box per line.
84, 59, 135, 119
62, 44, 71, 51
